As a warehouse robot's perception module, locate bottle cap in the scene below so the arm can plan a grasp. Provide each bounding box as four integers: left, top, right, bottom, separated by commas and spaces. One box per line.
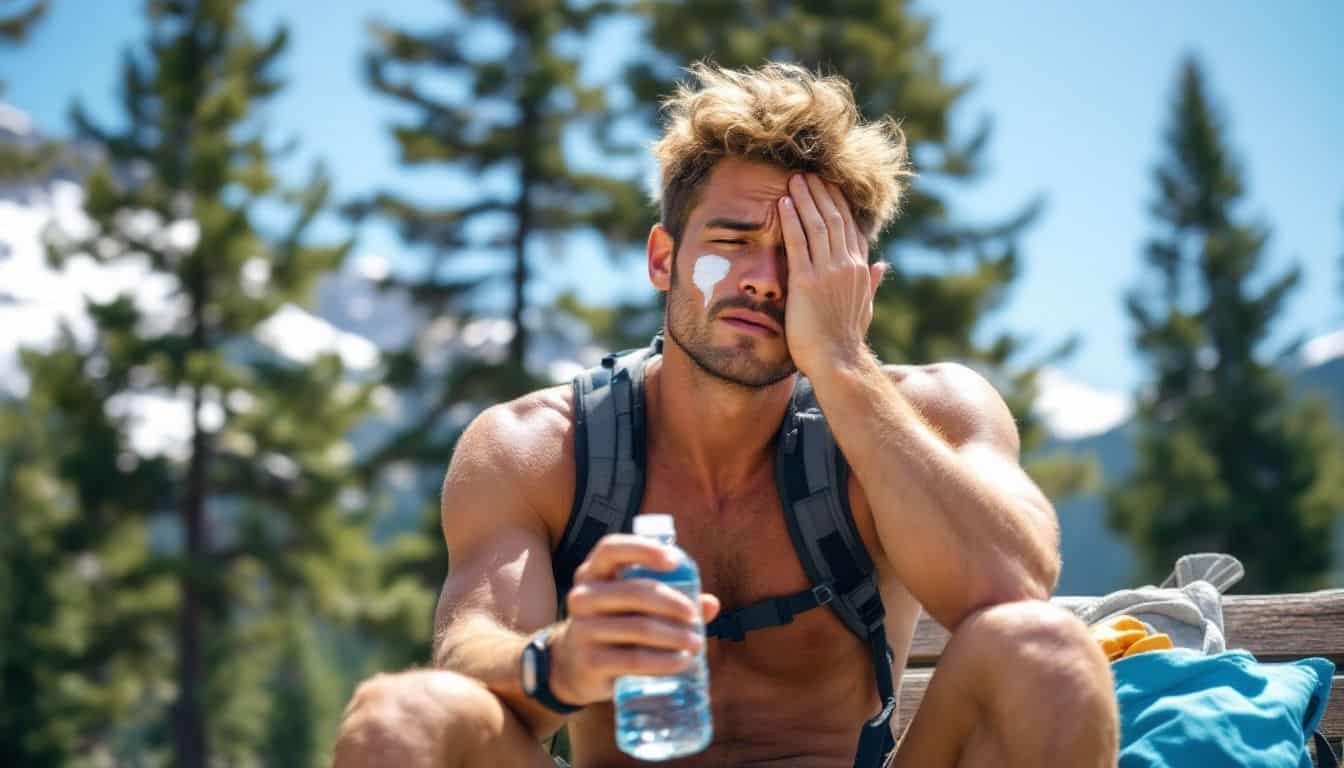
633, 514, 675, 537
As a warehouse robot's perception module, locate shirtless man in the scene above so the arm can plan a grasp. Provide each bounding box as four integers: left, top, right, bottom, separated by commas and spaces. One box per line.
332, 63, 1119, 768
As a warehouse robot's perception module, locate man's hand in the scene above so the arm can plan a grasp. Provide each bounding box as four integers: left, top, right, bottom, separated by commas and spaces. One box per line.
547, 535, 721, 706
778, 173, 886, 377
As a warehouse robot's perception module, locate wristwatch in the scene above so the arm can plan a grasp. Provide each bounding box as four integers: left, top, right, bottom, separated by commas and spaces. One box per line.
520, 627, 583, 714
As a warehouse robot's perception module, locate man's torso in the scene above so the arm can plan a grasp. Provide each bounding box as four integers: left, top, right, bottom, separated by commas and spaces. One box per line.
530, 379, 921, 767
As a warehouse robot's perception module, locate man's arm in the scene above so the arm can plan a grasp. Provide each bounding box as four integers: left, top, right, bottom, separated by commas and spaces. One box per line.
815, 359, 1060, 630
776, 173, 1058, 632
430, 389, 718, 741
430, 392, 573, 740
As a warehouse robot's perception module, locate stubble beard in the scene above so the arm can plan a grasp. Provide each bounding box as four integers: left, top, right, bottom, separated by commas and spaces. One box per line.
664, 267, 796, 390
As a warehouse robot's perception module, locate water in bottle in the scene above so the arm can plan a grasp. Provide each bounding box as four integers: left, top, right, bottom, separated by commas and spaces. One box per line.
614, 514, 714, 761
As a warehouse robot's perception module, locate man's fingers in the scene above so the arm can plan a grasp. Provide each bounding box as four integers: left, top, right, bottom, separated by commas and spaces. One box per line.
566, 579, 699, 623
591, 647, 695, 679
778, 195, 811, 278
699, 593, 721, 623
870, 262, 887, 301
805, 174, 847, 266
578, 615, 705, 653
573, 534, 679, 583
788, 174, 829, 262
825, 181, 863, 262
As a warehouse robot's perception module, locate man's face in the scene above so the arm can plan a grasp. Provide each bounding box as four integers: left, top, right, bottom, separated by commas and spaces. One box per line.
663, 158, 796, 388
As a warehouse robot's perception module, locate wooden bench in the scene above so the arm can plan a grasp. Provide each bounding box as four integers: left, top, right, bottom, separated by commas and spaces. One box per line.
900, 590, 1344, 754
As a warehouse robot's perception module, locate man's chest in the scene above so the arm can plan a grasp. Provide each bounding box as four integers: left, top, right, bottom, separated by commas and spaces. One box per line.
640, 459, 804, 607
636, 458, 871, 672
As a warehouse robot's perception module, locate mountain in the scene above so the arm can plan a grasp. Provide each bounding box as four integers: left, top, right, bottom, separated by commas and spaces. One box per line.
1040, 338, 1344, 595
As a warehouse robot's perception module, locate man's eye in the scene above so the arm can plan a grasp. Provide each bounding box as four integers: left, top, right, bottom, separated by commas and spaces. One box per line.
712, 239, 746, 245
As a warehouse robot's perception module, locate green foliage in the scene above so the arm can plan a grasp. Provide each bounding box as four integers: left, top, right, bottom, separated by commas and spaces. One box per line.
1107, 58, 1344, 592
0, 370, 175, 768
355, 0, 651, 372
0, 1, 379, 764
261, 616, 346, 768
626, 0, 1085, 498
553, 290, 663, 352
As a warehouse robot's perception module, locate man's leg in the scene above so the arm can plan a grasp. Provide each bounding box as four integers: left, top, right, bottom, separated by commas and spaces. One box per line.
332, 669, 555, 768
890, 600, 1118, 768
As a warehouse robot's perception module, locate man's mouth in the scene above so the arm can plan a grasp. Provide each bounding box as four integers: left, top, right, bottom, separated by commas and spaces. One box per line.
719, 310, 781, 336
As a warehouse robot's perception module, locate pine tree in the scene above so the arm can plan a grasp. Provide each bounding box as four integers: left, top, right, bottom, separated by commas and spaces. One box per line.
24, 1, 378, 764
351, 0, 655, 664
355, 0, 649, 383
1108, 58, 1344, 592
0, 345, 177, 767
622, 0, 1087, 497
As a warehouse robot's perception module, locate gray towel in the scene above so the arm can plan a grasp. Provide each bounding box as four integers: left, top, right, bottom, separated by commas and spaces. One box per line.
1070, 553, 1244, 655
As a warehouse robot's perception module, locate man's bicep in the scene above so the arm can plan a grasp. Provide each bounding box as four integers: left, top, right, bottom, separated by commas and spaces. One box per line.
434, 525, 558, 640
433, 405, 562, 646
909, 362, 1055, 523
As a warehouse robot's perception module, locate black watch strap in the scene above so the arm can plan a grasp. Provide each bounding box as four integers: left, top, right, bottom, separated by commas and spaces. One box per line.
523, 628, 583, 714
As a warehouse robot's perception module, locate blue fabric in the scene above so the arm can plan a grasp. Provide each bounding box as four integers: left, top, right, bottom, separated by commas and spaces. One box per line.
1114, 648, 1334, 768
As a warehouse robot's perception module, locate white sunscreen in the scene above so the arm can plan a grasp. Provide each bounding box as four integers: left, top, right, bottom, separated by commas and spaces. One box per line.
691, 254, 730, 309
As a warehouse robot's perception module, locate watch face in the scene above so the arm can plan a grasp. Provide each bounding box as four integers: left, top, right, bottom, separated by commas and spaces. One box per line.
521, 646, 539, 693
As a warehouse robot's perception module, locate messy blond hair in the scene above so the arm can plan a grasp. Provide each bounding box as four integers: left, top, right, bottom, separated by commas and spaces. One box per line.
653, 62, 912, 246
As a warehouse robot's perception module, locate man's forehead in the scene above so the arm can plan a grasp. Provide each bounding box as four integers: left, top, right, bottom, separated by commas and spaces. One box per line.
690, 159, 791, 229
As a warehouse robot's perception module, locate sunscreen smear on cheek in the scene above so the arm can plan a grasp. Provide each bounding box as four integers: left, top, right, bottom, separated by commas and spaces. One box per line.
691, 254, 730, 309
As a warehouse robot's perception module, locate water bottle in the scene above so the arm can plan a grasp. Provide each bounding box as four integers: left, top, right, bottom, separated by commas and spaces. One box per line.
614, 514, 714, 761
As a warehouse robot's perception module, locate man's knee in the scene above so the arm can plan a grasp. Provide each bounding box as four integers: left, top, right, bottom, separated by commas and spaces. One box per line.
950, 600, 1114, 703
334, 670, 510, 768
951, 601, 1117, 760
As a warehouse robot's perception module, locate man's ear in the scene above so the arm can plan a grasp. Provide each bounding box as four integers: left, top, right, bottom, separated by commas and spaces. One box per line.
648, 224, 674, 292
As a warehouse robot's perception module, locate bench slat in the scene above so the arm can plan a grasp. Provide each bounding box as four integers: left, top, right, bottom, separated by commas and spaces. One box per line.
899, 669, 1344, 741
908, 590, 1344, 667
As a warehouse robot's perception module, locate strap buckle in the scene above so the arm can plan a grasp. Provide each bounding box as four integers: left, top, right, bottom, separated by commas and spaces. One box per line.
865, 695, 897, 728
812, 583, 835, 606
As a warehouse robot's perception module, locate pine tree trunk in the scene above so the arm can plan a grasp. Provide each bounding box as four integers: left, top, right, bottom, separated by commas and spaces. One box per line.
510, 97, 537, 375
174, 315, 210, 768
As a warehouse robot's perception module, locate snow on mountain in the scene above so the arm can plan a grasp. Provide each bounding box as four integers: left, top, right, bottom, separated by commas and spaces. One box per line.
1033, 367, 1134, 440
1303, 327, 1344, 368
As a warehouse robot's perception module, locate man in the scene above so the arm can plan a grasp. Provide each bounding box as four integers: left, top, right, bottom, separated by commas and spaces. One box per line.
333, 63, 1119, 767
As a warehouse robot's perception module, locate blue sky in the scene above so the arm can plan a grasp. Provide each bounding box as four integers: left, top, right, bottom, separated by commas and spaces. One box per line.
2, 0, 1341, 395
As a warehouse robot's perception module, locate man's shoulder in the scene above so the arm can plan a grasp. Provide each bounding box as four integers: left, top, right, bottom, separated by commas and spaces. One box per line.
472, 383, 576, 442
447, 384, 578, 528
457, 383, 576, 474
879, 361, 1015, 448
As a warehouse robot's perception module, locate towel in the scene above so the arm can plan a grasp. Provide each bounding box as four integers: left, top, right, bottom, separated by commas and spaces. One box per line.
1115, 648, 1334, 768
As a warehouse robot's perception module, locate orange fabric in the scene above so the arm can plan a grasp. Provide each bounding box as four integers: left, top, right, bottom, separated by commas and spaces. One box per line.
1121, 632, 1174, 658
1090, 614, 1174, 661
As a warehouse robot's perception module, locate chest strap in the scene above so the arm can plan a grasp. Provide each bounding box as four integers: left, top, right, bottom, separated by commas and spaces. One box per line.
706, 583, 836, 642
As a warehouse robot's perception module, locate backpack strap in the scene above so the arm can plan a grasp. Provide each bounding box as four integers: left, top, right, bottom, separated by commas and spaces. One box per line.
551, 338, 658, 606
774, 378, 885, 639
778, 378, 896, 767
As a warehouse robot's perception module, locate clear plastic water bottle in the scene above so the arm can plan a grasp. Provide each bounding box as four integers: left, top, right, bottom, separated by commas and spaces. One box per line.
614, 514, 713, 761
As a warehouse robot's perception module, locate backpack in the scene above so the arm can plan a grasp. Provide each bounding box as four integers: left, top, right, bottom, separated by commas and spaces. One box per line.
550, 336, 898, 767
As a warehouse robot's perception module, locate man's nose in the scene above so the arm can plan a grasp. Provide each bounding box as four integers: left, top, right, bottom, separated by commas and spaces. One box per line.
738, 246, 786, 302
